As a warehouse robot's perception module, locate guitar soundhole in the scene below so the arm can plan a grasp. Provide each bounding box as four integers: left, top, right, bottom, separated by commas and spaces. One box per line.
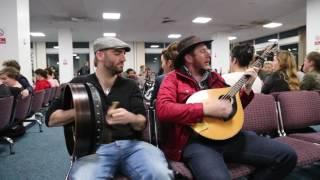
218, 95, 237, 121
218, 95, 234, 104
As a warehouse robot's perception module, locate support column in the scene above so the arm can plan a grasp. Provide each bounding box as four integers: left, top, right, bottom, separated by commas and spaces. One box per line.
89, 41, 95, 73
0, 0, 32, 81
58, 28, 74, 83
34, 42, 47, 69
306, 0, 320, 53
135, 42, 146, 72
124, 42, 134, 72
211, 33, 230, 75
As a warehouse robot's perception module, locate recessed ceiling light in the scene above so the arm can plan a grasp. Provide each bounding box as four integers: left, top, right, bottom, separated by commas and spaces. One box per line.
102, 13, 121, 20
103, 32, 117, 37
263, 22, 282, 28
268, 39, 279, 42
30, 32, 45, 37
228, 36, 237, 41
150, 45, 160, 48
168, 34, 181, 39
192, 17, 212, 24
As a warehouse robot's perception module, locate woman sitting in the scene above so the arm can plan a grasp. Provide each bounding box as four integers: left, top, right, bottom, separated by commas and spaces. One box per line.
34, 69, 51, 92
262, 50, 300, 94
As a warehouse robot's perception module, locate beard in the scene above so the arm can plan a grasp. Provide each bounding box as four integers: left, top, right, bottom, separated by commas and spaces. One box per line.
104, 63, 123, 76
107, 65, 123, 76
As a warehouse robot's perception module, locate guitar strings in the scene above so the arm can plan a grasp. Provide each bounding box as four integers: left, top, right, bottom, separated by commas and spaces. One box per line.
220, 47, 277, 101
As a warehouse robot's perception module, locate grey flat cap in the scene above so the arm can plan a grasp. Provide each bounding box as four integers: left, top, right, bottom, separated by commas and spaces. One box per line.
93, 37, 131, 52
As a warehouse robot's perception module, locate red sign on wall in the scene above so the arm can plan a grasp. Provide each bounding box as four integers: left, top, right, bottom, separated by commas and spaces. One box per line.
0, 37, 6, 44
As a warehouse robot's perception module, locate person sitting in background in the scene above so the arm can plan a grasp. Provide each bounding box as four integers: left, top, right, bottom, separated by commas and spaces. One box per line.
126, 68, 137, 79
150, 42, 178, 103
125, 68, 141, 87
222, 44, 263, 93
300, 51, 320, 90
2, 60, 33, 96
46, 68, 60, 87
77, 61, 90, 76
34, 69, 51, 92
0, 67, 25, 97
259, 61, 273, 82
262, 50, 300, 94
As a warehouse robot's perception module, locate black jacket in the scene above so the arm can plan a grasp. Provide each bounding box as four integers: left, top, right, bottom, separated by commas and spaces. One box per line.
46, 73, 146, 140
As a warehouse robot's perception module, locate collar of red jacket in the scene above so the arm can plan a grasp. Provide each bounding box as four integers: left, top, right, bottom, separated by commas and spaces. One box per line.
175, 66, 224, 89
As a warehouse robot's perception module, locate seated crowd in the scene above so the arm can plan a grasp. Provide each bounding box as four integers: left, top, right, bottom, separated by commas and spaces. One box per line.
1, 35, 320, 180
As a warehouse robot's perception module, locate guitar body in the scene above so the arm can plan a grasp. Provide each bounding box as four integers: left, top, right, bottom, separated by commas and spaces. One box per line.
186, 87, 244, 140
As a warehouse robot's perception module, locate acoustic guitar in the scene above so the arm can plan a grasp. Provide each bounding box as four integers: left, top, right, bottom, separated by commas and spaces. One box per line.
187, 44, 277, 140
62, 83, 104, 160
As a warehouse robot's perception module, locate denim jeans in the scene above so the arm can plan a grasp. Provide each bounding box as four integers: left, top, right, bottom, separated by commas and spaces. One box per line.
69, 140, 174, 180
183, 131, 297, 180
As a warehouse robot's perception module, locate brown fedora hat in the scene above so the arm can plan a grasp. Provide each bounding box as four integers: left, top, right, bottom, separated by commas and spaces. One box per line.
175, 36, 212, 68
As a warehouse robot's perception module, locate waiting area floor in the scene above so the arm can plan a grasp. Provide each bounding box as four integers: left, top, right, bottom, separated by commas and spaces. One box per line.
0, 124, 320, 180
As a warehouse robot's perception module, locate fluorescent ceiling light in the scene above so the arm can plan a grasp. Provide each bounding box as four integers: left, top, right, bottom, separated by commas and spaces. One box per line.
263, 22, 282, 28
73, 54, 77, 56
228, 36, 237, 41
268, 39, 279, 42
103, 13, 121, 20
103, 32, 117, 37
30, 32, 45, 37
150, 45, 160, 48
168, 34, 181, 39
53, 46, 59, 49
192, 17, 212, 24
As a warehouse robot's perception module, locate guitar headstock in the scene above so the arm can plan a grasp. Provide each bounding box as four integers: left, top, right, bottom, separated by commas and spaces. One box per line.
253, 43, 278, 68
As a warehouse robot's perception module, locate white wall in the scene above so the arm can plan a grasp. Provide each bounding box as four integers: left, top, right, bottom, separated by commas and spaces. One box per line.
58, 28, 74, 83
0, 0, 32, 82
307, 0, 320, 53
211, 33, 230, 74
17, 0, 32, 80
34, 42, 46, 69
123, 42, 135, 72
35, 40, 146, 76
254, 36, 299, 52
0, 1, 18, 66
136, 42, 146, 72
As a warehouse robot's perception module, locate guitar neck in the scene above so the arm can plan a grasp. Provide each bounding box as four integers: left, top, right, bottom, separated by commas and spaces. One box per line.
226, 76, 248, 97
225, 45, 276, 97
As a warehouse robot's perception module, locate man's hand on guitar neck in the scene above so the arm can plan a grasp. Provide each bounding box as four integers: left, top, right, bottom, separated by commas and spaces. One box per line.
203, 99, 233, 119
243, 67, 259, 94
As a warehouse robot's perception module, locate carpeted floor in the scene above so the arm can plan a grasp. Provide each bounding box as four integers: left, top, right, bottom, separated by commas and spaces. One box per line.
1, 124, 320, 180
0, 124, 69, 180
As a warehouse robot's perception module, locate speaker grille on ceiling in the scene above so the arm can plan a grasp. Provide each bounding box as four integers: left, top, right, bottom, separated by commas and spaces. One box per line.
162, 17, 176, 24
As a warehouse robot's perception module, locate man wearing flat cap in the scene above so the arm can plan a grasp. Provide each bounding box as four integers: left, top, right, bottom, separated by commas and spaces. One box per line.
156, 36, 297, 179
46, 36, 173, 180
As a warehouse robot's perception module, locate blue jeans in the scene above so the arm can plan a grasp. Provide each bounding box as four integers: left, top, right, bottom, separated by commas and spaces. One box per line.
183, 131, 297, 180
69, 140, 173, 180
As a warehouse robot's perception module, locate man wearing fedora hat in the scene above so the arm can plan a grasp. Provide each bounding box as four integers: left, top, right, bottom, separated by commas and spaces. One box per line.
156, 36, 297, 179
46, 37, 173, 180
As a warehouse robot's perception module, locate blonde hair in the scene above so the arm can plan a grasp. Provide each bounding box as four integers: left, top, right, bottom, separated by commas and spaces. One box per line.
276, 50, 300, 90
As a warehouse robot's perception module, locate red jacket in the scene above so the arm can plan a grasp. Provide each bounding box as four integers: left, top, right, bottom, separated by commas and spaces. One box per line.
34, 79, 51, 92
156, 69, 254, 161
